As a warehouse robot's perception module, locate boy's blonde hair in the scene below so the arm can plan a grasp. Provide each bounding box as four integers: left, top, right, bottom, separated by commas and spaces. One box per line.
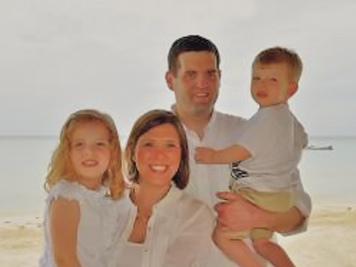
45, 109, 124, 199
253, 47, 303, 82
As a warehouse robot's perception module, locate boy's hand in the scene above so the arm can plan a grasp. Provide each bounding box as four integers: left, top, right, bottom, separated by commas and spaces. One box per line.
195, 147, 216, 164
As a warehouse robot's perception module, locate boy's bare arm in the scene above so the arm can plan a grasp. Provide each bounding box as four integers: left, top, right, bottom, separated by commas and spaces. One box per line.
195, 144, 251, 164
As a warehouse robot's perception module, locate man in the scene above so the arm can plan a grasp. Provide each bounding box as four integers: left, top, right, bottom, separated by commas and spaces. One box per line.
165, 35, 311, 266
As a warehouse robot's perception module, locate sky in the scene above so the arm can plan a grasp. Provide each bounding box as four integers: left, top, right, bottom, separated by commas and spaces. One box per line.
1, 0, 355, 137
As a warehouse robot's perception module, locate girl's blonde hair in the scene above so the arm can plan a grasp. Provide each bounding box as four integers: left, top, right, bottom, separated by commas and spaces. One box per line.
45, 109, 124, 199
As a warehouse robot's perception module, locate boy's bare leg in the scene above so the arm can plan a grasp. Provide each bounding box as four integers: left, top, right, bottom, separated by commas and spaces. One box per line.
253, 238, 295, 267
213, 226, 263, 267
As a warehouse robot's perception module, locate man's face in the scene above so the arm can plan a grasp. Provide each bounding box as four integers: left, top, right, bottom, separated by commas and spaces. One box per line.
166, 51, 221, 117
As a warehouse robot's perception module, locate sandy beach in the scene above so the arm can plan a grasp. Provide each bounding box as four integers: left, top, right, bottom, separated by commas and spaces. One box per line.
1, 206, 355, 267
280, 205, 356, 267
0, 213, 42, 267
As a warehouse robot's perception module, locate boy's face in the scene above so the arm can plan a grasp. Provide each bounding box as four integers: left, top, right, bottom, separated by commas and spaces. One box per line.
251, 63, 296, 108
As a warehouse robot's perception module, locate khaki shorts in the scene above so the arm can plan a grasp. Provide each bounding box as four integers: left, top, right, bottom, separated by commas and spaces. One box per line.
229, 185, 295, 240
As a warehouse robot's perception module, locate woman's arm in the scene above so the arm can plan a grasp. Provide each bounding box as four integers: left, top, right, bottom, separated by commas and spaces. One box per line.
50, 198, 81, 267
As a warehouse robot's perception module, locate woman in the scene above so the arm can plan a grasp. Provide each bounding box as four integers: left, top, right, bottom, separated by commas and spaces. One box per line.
109, 109, 216, 267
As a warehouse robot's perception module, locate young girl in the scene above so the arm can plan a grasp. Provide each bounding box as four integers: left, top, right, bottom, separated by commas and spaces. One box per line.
40, 109, 125, 267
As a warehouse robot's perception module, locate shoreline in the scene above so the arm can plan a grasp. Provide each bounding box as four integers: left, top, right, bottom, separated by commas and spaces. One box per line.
1, 205, 356, 267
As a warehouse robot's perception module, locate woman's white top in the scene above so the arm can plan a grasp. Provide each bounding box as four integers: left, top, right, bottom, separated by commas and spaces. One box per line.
39, 180, 127, 267
108, 185, 216, 267
119, 242, 144, 267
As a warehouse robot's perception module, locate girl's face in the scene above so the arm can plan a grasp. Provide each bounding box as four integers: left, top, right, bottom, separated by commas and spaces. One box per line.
133, 123, 182, 189
70, 121, 111, 189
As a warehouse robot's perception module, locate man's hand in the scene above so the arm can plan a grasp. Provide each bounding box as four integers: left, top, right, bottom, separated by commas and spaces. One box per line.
214, 191, 275, 233
195, 147, 217, 164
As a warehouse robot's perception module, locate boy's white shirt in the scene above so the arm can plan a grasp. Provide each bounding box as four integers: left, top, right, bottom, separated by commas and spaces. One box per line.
235, 104, 307, 193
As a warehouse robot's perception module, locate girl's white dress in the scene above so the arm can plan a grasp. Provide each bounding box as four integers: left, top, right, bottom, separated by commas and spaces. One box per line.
39, 180, 128, 267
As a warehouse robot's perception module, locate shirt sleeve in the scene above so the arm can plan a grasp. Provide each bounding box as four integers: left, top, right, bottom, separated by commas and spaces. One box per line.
163, 203, 216, 267
282, 168, 312, 236
48, 181, 82, 203
236, 109, 278, 157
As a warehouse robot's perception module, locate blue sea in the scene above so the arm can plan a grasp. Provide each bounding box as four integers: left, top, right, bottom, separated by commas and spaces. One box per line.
0, 135, 355, 214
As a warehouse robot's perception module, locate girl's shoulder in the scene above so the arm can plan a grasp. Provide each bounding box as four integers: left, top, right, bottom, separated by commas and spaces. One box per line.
48, 180, 84, 202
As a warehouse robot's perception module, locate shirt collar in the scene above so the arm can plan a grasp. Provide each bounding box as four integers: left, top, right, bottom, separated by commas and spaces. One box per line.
72, 181, 108, 198
153, 184, 182, 211
170, 104, 217, 138
126, 183, 183, 212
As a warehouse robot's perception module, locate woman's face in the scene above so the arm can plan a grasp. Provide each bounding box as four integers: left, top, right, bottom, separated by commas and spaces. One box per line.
133, 123, 182, 188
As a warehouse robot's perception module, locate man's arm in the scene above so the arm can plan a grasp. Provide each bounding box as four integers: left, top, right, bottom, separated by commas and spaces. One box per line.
214, 191, 305, 234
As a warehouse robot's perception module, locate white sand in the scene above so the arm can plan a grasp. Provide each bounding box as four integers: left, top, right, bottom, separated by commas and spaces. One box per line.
1, 206, 356, 267
279, 205, 356, 267
0, 214, 42, 267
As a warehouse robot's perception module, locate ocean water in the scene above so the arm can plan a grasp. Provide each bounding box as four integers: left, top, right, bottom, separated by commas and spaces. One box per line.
299, 136, 356, 206
0, 135, 355, 214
